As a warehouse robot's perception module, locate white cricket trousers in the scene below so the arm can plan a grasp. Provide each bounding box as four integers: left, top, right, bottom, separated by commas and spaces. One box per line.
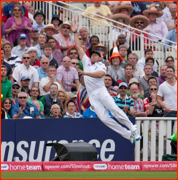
89, 88, 136, 140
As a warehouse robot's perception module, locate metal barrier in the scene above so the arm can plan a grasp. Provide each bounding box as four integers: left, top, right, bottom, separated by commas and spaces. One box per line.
135, 117, 177, 161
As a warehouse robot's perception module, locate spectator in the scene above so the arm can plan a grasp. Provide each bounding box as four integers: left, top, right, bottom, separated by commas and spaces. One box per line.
1, 48, 13, 82
47, 37, 63, 67
39, 65, 62, 96
11, 92, 41, 119
79, 27, 91, 49
63, 99, 83, 118
11, 33, 29, 59
128, 53, 145, 79
27, 86, 44, 114
88, 35, 100, 57
143, 7, 168, 41
161, 1, 174, 21
24, 2, 34, 23
30, 6, 35, 16
20, 76, 31, 97
42, 43, 58, 69
107, 52, 124, 82
48, 104, 62, 118
53, 21, 74, 56
137, 49, 157, 72
71, 59, 79, 70
1, 98, 12, 119
1, 65, 12, 101
143, 84, 163, 117
108, 1, 122, 13
51, 14, 63, 33
57, 56, 79, 92
33, 10, 46, 33
11, 82, 20, 102
27, 47, 40, 69
119, 45, 128, 68
157, 67, 177, 117
113, 2, 134, 16
130, 83, 148, 117
165, 56, 175, 68
165, 4, 177, 31
31, 100, 45, 118
145, 57, 158, 77
35, 33, 47, 60
39, 83, 61, 116
37, 57, 49, 80
114, 82, 134, 117
3, 41, 21, 68
30, 28, 39, 46
158, 65, 167, 85
12, 53, 39, 88
57, 90, 68, 115
3, 4, 33, 46
82, 1, 111, 26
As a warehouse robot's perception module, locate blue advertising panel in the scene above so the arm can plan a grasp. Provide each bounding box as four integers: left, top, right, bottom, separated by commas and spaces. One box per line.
1, 118, 135, 162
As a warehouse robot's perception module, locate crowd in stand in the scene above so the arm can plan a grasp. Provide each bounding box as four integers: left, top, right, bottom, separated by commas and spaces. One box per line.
1, 1, 177, 119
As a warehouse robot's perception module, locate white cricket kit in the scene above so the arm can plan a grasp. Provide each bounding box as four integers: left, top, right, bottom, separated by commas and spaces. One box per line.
82, 55, 136, 140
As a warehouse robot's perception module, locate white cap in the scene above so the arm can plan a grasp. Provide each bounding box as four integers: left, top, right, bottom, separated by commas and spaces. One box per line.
28, 47, 37, 53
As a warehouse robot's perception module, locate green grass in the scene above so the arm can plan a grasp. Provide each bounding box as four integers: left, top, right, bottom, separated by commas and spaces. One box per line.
1, 171, 177, 179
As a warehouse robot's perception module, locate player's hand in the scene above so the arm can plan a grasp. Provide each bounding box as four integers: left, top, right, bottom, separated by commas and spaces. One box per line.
78, 69, 86, 75
70, 22, 78, 32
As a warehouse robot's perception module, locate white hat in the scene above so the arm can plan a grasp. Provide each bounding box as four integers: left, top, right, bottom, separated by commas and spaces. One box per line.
28, 47, 37, 53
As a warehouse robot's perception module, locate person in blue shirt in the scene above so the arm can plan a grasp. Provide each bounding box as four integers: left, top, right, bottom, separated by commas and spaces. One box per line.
11, 92, 41, 119
37, 57, 49, 80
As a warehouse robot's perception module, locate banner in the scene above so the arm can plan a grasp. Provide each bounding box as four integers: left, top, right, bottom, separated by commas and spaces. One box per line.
1, 118, 135, 162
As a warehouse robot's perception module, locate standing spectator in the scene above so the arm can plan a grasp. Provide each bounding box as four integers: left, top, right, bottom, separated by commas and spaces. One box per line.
1, 98, 13, 119
39, 66, 62, 96
3, 41, 21, 68
1, 65, 12, 101
33, 10, 46, 33
30, 28, 39, 47
12, 53, 39, 88
145, 57, 158, 77
57, 57, 79, 92
128, 53, 145, 79
158, 65, 167, 85
88, 35, 100, 57
165, 56, 175, 68
57, 90, 68, 115
119, 45, 128, 68
37, 57, 50, 81
1, 48, 13, 82
48, 104, 62, 118
24, 2, 34, 23
114, 82, 134, 117
63, 99, 83, 118
27, 47, 40, 69
20, 76, 31, 97
39, 83, 61, 116
11, 82, 20, 103
79, 27, 91, 49
51, 14, 63, 33
11, 92, 41, 119
157, 67, 177, 117
3, 4, 33, 46
161, 1, 174, 21
11, 33, 29, 59
53, 22, 74, 56
143, 7, 168, 41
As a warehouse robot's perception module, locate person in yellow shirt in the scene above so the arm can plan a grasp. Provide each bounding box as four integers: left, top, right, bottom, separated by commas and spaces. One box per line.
82, 1, 112, 26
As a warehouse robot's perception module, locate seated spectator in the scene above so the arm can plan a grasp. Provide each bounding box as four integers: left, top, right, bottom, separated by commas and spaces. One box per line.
165, 56, 175, 68
143, 84, 163, 117
12, 53, 39, 88
3, 41, 21, 68
1, 48, 13, 82
165, 4, 177, 31
161, 1, 174, 22
11, 82, 20, 103
57, 57, 79, 92
79, 27, 91, 49
20, 76, 31, 97
37, 57, 49, 80
11, 33, 29, 59
119, 45, 128, 68
63, 99, 83, 118
39, 83, 61, 116
33, 10, 46, 33
3, 4, 33, 46
137, 49, 157, 72
82, 1, 112, 26
35, 33, 47, 60
30, 28, 39, 47
114, 82, 134, 117
113, 2, 134, 16
47, 37, 63, 66
107, 52, 124, 82
48, 104, 62, 118
130, 83, 149, 117
11, 92, 41, 119
51, 14, 63, 33
24, 2, 34, 23
31, 100, 45, 118
27, 86, 44, 114
145, 57, 158, 77
128, 53, 145, 79
53, 21, 74, 56
39, 65, 62, 96
42, 44, 58, 69
27, 47, 40, 69
1, 98, 12, 119
88, 35, 100, 57
143, 7, 168, 41
57, 90, 68, 115
158, 65, 167, 85
1, 65, 12, 101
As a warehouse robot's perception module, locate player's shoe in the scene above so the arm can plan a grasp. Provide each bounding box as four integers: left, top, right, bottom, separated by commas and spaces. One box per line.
132, 129, 141, 141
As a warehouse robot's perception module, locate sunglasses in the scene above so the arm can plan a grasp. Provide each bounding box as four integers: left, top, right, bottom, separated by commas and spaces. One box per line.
150, 88, 157, 91
18, 97, 27, 99
72, 62, 79, 65
63, 60, 71, 63
96, 48, 105, 52
135, 21, 144, 24
166, 60, 174, 62
4, 102, 11, 104
42, 62, 49, 64
63, 26, 70, 29
14, 9, 21, 11
12, 87, 20, 89
31, 90, 39, 92
70, 52, 77, 55
23, 57, 30, 59
119, 87, 127, 89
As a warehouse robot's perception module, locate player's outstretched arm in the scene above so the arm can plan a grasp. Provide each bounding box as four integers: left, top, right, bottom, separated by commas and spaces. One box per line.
78, 69, 105, 78
71, 22, 85, 61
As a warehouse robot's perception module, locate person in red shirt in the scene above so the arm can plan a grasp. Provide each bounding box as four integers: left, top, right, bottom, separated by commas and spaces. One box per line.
27, 47, 40, 69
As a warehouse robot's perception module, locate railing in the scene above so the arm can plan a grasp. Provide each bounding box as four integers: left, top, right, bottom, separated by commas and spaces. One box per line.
135, 117, 177, 161
30, 1, 177, 73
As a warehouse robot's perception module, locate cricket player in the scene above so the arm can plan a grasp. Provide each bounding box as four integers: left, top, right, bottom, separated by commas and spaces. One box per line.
71, 22, 141, 143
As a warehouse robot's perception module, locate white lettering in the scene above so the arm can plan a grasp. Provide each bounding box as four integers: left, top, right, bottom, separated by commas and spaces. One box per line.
1, 141, 14, 161
16, 141, 28, 161
88, 139, 100, 159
